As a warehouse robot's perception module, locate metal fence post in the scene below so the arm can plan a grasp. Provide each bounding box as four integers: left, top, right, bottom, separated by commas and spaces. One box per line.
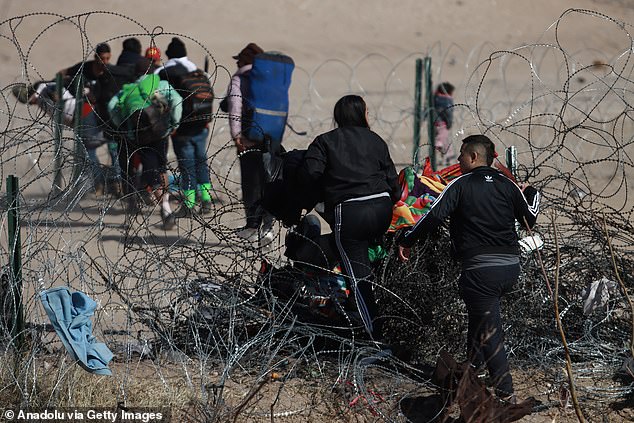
423, 57, 435, 170
6, 175, 24, 350
413, 58, 423, 165
52, 73, 64, 195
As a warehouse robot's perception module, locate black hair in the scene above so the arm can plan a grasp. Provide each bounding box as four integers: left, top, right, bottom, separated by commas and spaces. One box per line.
462, 134, 495, 166
122, 38, 142, 54
135, 57, 153, 77
333, 95, 368, 128
165, 37, 187, 59
437, 82, 455, 95
95, 42, 111, 55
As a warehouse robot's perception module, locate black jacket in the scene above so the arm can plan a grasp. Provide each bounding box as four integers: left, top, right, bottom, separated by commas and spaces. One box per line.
63, 62, 134, 123
116, 51, 142, 67
157, 63, 207, 135
298, 126, 400, 214
397, 166, 540, 259
262, 149, 323, 226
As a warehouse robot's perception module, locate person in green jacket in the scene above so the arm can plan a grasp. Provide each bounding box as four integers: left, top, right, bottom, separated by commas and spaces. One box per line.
108, 58, 182, 230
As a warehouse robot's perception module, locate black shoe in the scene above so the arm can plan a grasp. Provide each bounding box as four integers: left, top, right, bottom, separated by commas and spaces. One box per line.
162, 211, 176, 230
498, 394, 517, 405
200, 200, 213, 214
172, 206, 193, 219
107, 181, 123, 197
125, 197, 141, 215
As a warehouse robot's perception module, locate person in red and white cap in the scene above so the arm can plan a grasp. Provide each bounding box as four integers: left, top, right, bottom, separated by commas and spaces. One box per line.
145, 46, 161, 69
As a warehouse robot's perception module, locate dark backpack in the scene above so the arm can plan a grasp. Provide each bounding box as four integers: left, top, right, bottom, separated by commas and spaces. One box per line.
178, 69, 214, 127
261, 149, 323, 227
129, 100, 170, 146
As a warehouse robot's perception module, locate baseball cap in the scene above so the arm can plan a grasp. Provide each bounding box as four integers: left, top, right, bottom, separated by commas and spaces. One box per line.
145, 46, 161, 61
233, 42, 264, 65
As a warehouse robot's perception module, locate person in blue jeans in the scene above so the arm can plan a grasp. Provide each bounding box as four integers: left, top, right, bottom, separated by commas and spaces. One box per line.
156, 37, 214, 215
78, 109, 106, 192
171, 127, 212, 214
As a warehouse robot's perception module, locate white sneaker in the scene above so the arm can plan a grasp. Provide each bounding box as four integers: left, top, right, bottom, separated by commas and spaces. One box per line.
236, 227, 258, 242
260, 227, 275, 245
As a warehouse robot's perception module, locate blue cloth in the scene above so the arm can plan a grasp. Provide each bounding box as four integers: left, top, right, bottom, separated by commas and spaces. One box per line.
172, 127, 211, 190
40, 287, 113, 375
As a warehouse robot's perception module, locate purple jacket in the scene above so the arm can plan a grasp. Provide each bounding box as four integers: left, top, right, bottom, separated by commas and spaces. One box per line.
227, 64, 252, 139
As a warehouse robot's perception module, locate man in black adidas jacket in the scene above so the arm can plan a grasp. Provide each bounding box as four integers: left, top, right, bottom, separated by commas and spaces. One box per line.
397, 134, 540, 402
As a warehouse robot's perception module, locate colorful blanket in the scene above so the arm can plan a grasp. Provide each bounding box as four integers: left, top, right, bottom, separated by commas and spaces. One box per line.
389, 157, 461, 232
389, 157, 516, 232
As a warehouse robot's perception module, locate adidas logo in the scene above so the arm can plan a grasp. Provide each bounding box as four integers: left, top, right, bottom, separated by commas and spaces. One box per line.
484, 175, 493, 183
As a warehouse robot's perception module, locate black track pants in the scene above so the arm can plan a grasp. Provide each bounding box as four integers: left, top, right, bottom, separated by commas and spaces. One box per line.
459, 263, 520, 396
333, 195, 392, 339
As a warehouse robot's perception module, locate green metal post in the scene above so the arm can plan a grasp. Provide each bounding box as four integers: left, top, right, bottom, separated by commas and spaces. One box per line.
52, 73, 64, 195
507, 146, 520, 234
423, 57, 435, 170
506, 146, 518, 180
72, 74, 85, 184
413, 58, 423, 165
7, 175, 24, 350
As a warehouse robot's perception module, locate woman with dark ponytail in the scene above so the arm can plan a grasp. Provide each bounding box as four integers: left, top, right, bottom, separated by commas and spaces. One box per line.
299, 95, 400, 341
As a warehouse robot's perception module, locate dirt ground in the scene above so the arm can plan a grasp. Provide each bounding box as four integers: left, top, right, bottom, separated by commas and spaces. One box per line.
4, 351, 631, 422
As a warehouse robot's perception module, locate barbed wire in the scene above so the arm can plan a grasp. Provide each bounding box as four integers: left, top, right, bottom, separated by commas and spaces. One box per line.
0, 8, 632, 422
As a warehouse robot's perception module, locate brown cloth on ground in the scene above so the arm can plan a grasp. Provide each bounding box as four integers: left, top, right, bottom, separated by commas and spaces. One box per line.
400, 350, 535, 423
434, 350, 534, 422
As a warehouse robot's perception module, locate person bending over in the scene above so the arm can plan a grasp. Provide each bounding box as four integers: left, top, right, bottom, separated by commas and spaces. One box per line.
298, 94, 400, 341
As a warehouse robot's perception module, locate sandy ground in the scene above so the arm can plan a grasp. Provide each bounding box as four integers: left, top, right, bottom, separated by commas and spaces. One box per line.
2, 0, 634, 76
2, 1, 634, 164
